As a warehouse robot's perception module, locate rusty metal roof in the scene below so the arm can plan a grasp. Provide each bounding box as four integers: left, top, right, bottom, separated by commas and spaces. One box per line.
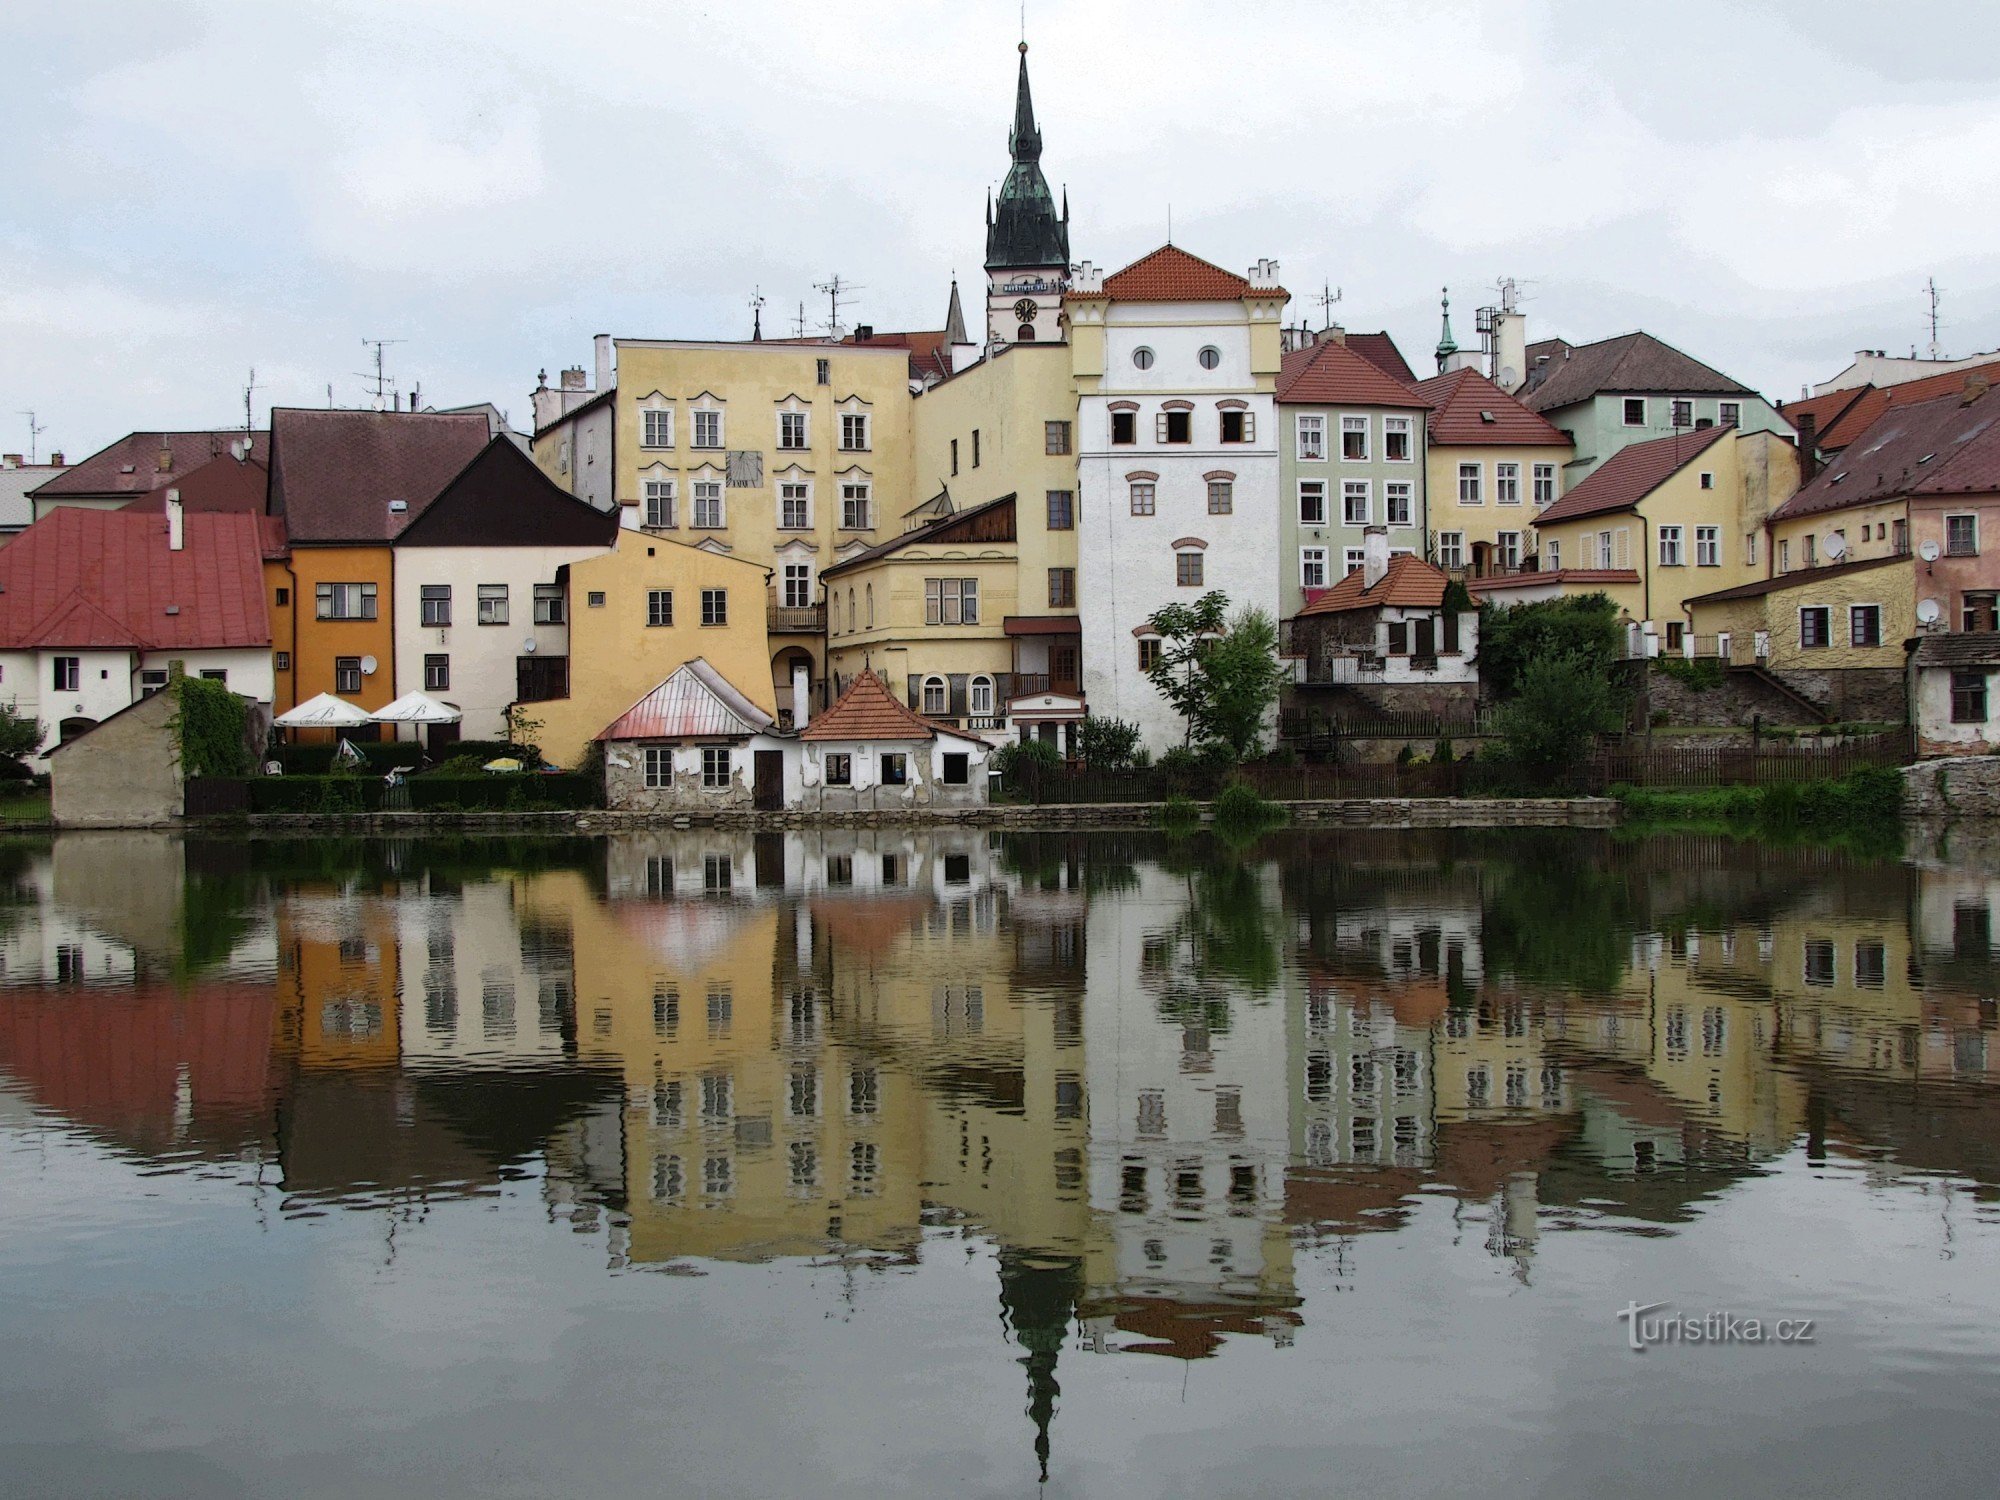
595, 657, 775, 741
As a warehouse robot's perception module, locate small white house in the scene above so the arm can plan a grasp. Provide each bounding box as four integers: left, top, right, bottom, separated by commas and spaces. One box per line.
1287, 529, 1479, 715
1912, 634, 2000, 757
599, 658, 797, 812
798, 670, 991, 811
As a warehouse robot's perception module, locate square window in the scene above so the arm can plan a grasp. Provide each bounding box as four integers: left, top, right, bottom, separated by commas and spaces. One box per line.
274, 651, 290, 670
841, 412, 870, 451
646, 589, 673, 627
642, 408, 673, 447
700, 588, 727, 626
1436, 531, 1464, 569
1138, 637, 1162, 671
53, 656, 79, 692
1176, 551, 1204, 587
824, 753, 852, 786
1623, 397, 1647, 426
1719, 401, 1741, 426
1849, 604, 1882, 648
1298, 480, 1326, 525
424, 653, 449, 690
1671, 398, 1694, 427
477, 583, 509, 625
1111, 410, 1136, 445
942, 753, 969, 786
1301, 547, 1328, 588
1046, 490, 1073, 530
1129, 482, 1156, 516
274, 586, 290, 606
1208, 480, 1233, 514
1159, 409, 1192, 444
880, 753, 908, 786
702, 746, 731, 789
334, 656, 362, 693
778, 410, 808, 449
1947, 514, 1979, 556
1799, 606, 1830, 648
1344, 546, 1366, 575
1219, 409, 1249, 443
587, 591, 606, 608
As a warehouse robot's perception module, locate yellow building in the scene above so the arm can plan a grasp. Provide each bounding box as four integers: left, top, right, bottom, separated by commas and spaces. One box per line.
532, 338, 919, 724
1517, 426, 1798, 647
1409, 367, 1573, 577
533, 528, 776, 768
1687, 554, 1915, 672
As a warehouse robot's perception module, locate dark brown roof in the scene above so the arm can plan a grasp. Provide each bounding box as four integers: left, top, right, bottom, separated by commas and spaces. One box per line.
267, 408, 490, 545
820, 492, 1015, 579
1683, 554, 1909, 606
1003, 615, 1081, 635
1913, 633, 2000, 669
30, 430, 266, 501
394, 438, 619, 548
1297, 553, 1449, 616
121, 453, 268, 514
1345, 331, 1417, 384
1082, 245, 1277, 302
1773, 385, 2000, 522
1410, 368, 1570, 447
802, 670, 951, 742
1520, 332, 1753, 413
1534, 424, 1732, 525
1277, 339, 1429, 409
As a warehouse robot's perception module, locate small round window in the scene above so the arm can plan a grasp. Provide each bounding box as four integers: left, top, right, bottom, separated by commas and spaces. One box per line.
1198, 346, 1221, 370
1132, 346, 1155, 370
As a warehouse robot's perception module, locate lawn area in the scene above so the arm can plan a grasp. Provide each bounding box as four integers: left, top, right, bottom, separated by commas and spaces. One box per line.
0, 794, 52, 823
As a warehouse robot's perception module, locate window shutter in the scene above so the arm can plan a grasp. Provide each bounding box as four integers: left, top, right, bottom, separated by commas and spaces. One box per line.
1155, 412, 1169, 443
1443, 610, 1460, 653
1614, 528, 1630, 569
1242, 410, 1255, 443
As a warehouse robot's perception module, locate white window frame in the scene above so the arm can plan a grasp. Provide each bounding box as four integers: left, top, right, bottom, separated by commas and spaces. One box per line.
701, 746, 731, 789
1623, 397, 1647, 427
692, 406, 724, 449
1296, 414, 1326, 462
1457, 462, 1482, 505
969, 675, 995, 716
1657, 526, 1684, 567
692, 479, 724, 529
1946, 513, 1979, 556
921, 675, 948, 715
782, 563, 812, 610
840, 411, 870, 452
1342, 546, 1366, 576
641, 405, 675, 449
644, 747, 672, 789
1695, 525, 1720, 567
1436, 531, 1464, 569
1533, 463, 1557, 506
841, 481, 871, 530
1342, 479, 1371, 526
1385, 481, 1413, 528
1298, 480, 1326, 526
1719, 401, 1741, 427
1383, 415, 1413, 463
1497, 531, 1522, 569
644, 476, 676, 529
1340, 414, 1370, 462
1544, 538, 1561, 572
777, 409, 809, 451
1495, 462, 1521, 505
700, 587, 728, 627
779, 479, 811, 530
1300, 547, 1328, 588
533, 583, 564, 625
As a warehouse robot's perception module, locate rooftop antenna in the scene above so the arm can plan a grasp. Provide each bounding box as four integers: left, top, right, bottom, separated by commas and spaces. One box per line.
242, 367, 260, 445
1166, 202, 1172, 246
813, 275, 862, 339
18, 410, 46, 464
1313, 284, 1343, 330
1926, 276, 1943, 361
791, 301, 811, 339
749, 285, 766, 342
358, 337, 405, 410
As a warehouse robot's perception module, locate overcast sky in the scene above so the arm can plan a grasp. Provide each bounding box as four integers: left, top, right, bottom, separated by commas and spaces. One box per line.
10, 0, 2000, 460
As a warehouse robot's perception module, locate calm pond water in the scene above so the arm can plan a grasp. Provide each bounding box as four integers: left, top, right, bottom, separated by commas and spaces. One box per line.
3, 825, 2000, 1497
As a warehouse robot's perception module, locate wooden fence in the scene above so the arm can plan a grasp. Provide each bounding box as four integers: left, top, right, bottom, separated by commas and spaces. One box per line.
1590, 731, 1911, 789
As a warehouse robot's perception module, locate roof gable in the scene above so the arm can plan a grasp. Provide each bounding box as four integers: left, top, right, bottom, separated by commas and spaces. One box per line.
120, 453, 268, 514
1344, 331, 1417, 385
1774, 384, 2000, 521
1535, 424, 1732, 526
1296, 553, 1450, 617
394, 438, 620, 548
268, 408, 490, 544
1520, 332, 1753, 413
29, 430, 265, 501
1093, 245, 1257, 303
802, 670, 945, 741
1410, 368, 1570, 447
596, 657, 775, 741
1277, 340, 1428, 409
822, 493, 1016, 578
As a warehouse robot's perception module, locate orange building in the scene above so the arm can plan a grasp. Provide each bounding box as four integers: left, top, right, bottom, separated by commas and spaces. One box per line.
265, 409, 490, 723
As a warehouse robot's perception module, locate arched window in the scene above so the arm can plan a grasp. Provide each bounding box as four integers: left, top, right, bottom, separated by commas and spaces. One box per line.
848, 588, 856, 632
969, 675, 994, 716
922, 675, 949, 715
1017, 324, 1036, 342
866, 583, 874, 627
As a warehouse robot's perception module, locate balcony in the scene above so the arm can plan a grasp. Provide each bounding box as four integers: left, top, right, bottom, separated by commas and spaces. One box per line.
768, 603, 826, 633
1009, 674, 1081, 699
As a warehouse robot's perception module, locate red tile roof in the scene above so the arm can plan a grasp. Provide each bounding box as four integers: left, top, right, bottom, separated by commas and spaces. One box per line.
29, 430, 266, 501
1297, 553, 1449, 616
1777, 387, 1870, 450
803, 669, 953, 742
121, 453, 268, 514
1087, 245, 1276, 302
1773, 384, 2000, 521
1466, 567, 1639, 595
1278, 339, 1429, 409
596, 657, 774, 741
267, 408, 490, 545
1814, 360, 2000, 452
1410, 368, 1571, 447
1533, 424, 1732, 525
1345, 331, 1417, 385
844, 327, 953, 384
0, 507, 271, 650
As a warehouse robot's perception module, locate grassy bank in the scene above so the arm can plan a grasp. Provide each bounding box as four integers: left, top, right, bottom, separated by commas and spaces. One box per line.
1611, 766, 1904, 855
0, 793, 51, 824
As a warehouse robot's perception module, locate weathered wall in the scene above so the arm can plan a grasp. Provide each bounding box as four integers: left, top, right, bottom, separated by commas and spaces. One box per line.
1903, 755, 2000, 817
1645, 662, 1906, 727
50, 690, 182, 827
603, 735, 794, 813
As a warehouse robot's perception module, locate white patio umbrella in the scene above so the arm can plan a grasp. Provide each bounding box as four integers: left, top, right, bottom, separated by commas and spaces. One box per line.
369, 691, 463, 725
273, 692, 373, 728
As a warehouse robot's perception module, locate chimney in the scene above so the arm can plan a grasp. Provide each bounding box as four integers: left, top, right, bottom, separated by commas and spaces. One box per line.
165, 490, 184, 551
157, 448, 173, 473
1, 454, 18, 469
1248, 258, 1282, 291
1316, 324, 1347, 346
593, 334, 614, 393
561, 366, 588, 392
1362, 525, 1390, 590
1964, 371, 1992, 405
854, 324, 874, 341
48, 451, 63, 466
1796, 413, 1819, 483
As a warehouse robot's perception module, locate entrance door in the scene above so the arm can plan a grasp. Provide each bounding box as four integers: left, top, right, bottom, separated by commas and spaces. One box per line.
753, 750, 784, 811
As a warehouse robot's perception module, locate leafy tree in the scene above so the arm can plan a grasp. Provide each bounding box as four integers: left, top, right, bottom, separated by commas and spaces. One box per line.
1144, 592, 1285, 759
503, 702, 545, 761
1495, 652, 1622, 789
171, 677, 251, 778
993, 737, 1062, 799
1477, 592, 1624, 700
0, 703, 45, 767
1077, 715, 1141, 771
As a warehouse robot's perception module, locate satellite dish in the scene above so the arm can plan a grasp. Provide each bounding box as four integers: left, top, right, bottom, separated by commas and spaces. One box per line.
1823, 531, 1847, 559
521, 637, 538, 654
360, 655, 378, 676
1499, 365, 1519, 389
1918, 598, 1942, 625
371, 396, 386, 413
1920, 540, 1942, 562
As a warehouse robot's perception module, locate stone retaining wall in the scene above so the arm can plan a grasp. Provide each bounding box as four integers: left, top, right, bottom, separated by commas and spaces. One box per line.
1902, 756, 2000, 818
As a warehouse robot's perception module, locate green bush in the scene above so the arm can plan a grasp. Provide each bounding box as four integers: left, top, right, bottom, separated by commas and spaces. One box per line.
1657, 656, 1725, 692
1478, 593, 1624, 700
993, 738, 1063, 799
1157, 792, 1201, 830
1077, 715, 1142, 771
173, 676, 252, 778
1495, 652, 1622, 791
406, 775, 601, 811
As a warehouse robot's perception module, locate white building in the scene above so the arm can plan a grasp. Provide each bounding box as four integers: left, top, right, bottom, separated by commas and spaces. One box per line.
0, 502, 274, 764
1067, 246, 1289, 753
390, 438, 618, 742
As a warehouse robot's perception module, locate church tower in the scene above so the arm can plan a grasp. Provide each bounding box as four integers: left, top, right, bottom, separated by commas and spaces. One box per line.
985, 42, 1070, 349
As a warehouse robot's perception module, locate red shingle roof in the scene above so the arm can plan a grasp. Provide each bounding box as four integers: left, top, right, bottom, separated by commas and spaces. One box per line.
121, 453, 268, 514
267, 409, 490, 545
0, 508, 270, 650
1777, 387, 1870, 450
1088, 245, 1277, 302
1296, 553, 1449, 616
1411, 367, 1571, 448
1534, 424, 1732, 526
803, 669, 955, 742
1277, 339, 1429, 409
29, 430, 266, 501
1345, 332, 1417, 385
844, 327, 953, 383
1773, 385, 2000, 521
1814, 360, 2000, 452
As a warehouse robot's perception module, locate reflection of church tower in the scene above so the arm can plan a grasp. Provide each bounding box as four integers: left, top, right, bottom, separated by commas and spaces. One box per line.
985, 42, 1070, 349
996, 1248, 1083, 1484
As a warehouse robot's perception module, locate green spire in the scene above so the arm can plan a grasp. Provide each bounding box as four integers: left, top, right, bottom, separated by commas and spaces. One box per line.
1435, 287, 1459, 370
